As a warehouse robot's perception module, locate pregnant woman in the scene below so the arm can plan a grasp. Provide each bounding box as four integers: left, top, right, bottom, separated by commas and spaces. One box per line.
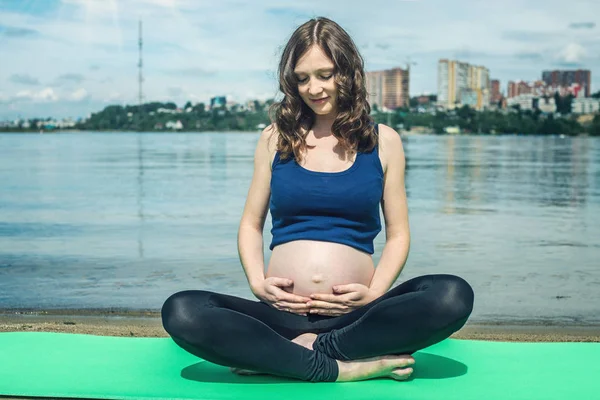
161, 17, 474, 383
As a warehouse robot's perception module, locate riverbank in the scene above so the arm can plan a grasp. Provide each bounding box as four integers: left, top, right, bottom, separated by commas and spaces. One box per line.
1, 311, 599, 342
1, 129, 598, 136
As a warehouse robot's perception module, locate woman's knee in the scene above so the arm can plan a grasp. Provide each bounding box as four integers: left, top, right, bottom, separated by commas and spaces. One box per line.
434, 274, 474, 321
161, 290, 213, 338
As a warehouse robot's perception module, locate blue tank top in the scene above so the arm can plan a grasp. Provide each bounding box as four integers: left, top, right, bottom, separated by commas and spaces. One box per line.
269, 125, 384, 254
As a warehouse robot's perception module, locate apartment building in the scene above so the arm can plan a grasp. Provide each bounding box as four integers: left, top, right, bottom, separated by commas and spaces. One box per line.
366, 67, 410, 110
437, 59, 490, 110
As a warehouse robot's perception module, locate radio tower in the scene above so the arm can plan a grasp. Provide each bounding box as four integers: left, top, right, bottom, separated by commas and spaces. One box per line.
138, 19, 144, 111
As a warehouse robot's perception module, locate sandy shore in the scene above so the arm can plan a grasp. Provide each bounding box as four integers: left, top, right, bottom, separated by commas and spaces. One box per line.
1, 310, 600, 342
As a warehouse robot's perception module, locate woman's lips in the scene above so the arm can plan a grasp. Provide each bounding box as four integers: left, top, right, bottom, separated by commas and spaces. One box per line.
310, 96, 329, 104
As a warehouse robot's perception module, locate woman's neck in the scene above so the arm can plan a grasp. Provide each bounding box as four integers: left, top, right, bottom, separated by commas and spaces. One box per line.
312, 112, 337, 137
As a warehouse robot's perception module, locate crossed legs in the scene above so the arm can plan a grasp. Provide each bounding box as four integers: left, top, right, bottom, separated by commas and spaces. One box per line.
161, 274, 474, 382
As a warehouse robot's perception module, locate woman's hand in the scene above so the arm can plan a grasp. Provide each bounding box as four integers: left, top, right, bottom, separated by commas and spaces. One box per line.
252, 277, 311, 315
307, 284, 380, 316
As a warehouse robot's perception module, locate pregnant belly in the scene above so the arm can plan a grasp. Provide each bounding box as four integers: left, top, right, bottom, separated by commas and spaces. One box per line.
266, 240, 375, 297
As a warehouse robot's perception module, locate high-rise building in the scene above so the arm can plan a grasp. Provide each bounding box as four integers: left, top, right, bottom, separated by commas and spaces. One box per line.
507, 79, 573, 98
366, 67, 410, 110
468, 65, 490, 108
437, 59, 490, 110
437, 61, 450, 107
491, 79, 501, 104
507, 81, 516, 98
366, 71, 384, 110
507, 81, 532, 98
383, 68, 410, 109
542, 70, 591, 97
468, 66, 489, 93
438, 59, 467, 109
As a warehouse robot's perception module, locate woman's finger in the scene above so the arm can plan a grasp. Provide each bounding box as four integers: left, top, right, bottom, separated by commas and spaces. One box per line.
309, 308, 345, 316
348, 291, 363, 301
267, 277, 293, 288
268, 286, 310, 303
273, 302, 309, 315
309, 293, 352, 304
278, 290, 311, 304
276, 301, 309, 310
332, 284, 363, 294
308, 300, 349, 310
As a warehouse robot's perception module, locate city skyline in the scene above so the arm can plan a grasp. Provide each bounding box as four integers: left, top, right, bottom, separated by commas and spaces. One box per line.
1, 0, 599, 119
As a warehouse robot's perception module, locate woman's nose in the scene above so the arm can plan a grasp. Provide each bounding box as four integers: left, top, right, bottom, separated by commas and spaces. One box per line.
308, 82, 322, 96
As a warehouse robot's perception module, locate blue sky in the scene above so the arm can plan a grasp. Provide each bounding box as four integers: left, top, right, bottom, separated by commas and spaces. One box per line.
0, 0, 598, 119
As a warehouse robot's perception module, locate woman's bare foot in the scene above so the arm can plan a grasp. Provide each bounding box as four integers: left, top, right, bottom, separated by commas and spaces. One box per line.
292, 333, 414, 382
232, 334, 414, 382
336, 355, 415, 382
291, 332, 317, 350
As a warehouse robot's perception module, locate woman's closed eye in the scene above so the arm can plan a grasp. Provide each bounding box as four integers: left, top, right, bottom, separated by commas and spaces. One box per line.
297, 75, 333, 84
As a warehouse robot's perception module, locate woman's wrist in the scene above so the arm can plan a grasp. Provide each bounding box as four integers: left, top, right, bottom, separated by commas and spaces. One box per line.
367, 286, 386, 301
249, 277, 265, 296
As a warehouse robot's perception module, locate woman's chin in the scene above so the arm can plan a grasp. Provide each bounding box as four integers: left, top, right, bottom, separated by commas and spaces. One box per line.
312, 108, 333, 116
307, 103, 335, 116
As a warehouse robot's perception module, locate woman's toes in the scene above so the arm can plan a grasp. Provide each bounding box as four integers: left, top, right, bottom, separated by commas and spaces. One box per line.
383, 355, 414, 368
390, 367, 413, 380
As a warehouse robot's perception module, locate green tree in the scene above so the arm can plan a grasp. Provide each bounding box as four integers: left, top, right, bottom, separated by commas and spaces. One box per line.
456, 105, 476, 132
564, 94, 574, 114
554, 93, 573, 114
587, 115, 600, 136
192, 102, 206, 115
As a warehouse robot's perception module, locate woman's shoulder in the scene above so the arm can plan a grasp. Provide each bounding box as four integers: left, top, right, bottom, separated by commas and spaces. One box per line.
373, 124, 404, 172
260, 123, 280, 170
374, 123, 400, 141
257, 123, 281, 151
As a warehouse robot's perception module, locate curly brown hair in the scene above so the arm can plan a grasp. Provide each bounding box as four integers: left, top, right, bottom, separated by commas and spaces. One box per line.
269, 17, 377, 162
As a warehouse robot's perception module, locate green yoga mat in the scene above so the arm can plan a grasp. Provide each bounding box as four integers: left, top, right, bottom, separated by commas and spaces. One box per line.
0, 332, 599, 399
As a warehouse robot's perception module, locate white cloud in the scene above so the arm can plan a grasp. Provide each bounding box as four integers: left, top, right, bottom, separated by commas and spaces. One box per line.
69, 88, 89, 101
14, 88, 59, 102
1, 0, 599, 119
556, 43, 587, 63
103, 91, 124, 103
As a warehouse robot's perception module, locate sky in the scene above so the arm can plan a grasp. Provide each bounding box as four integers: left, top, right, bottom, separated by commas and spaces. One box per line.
0, 0, 599, 120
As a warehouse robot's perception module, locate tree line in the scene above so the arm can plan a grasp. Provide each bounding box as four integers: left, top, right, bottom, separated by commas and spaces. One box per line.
3, 94, 600, 135
373, 104, 600, 136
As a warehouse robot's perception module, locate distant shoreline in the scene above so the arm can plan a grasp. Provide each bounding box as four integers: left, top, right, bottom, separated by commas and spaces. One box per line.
0, 129, 595, 137
0, 129, 261, 134
2, 307, 600, 327
1, 310, 599, 342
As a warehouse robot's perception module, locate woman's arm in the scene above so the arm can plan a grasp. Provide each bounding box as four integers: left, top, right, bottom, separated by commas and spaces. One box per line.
237, 125, 275, 291
368, 124, 410, 297
238, 125, 311, 311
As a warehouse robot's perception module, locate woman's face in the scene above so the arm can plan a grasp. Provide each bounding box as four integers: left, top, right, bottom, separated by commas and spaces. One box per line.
293, 45, 338, 117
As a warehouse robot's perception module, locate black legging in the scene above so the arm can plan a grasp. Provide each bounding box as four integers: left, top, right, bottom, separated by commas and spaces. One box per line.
161, 274, 474, 382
